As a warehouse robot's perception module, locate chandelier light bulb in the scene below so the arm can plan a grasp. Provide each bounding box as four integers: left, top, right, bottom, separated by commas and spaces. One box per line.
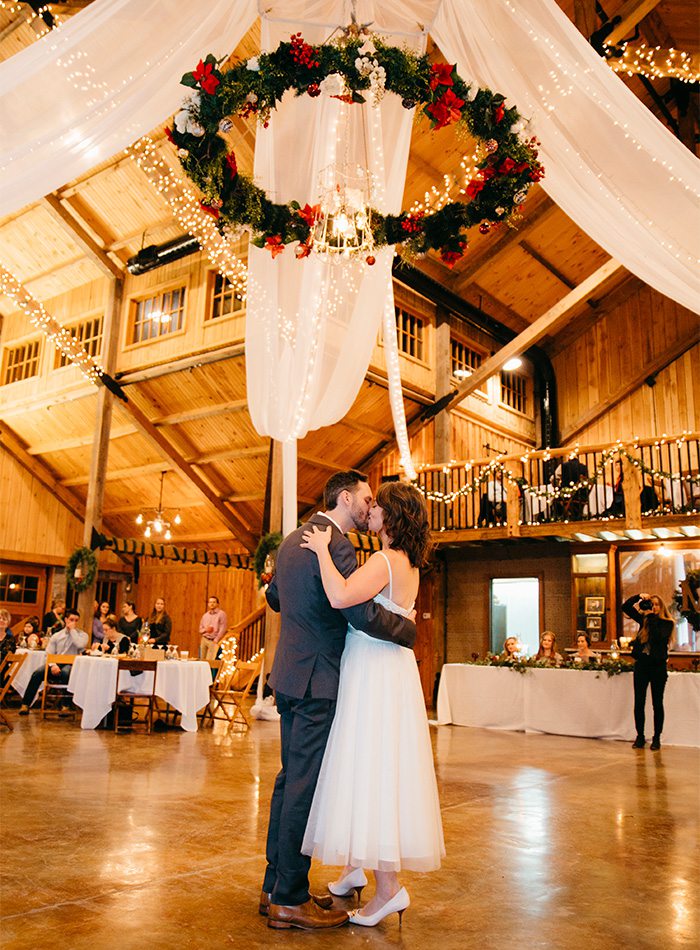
333, 212, 350, 236
174, 512, 182, 525
153, 519, 162, 533
135, 513, 143, 525
144, 526, 151, 538
165, 529, 172, 540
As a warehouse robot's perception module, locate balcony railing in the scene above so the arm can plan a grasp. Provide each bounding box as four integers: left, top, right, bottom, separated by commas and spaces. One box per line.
414, 433, 700, 536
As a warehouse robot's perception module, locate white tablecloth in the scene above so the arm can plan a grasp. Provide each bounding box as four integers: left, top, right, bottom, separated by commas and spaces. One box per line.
12, 649, 47, 700
67, 656, 211, 732
437, 664, 700, 747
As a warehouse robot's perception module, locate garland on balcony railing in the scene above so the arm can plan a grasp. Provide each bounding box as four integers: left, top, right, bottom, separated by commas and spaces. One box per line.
415, 437, 700, 510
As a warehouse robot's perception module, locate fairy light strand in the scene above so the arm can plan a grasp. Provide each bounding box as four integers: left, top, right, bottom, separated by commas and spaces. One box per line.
605, 43, 700, 85
0, 263, 103, 383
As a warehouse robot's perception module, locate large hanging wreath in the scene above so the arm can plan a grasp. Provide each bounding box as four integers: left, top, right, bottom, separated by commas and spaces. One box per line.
66, 546, 98, 593
167, 31, 544, 268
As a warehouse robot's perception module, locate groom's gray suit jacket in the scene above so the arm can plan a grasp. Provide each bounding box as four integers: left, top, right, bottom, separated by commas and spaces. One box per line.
266, 512, 416, 701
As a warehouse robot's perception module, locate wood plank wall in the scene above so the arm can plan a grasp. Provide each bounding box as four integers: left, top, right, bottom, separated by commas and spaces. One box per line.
553, 286, 699, 443
0, 445, 83, 560
134, 559, 261, 657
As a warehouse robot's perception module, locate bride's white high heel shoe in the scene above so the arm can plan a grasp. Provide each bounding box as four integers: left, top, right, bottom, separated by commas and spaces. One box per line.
349, 886, 410, 928
327, 867, 368, 902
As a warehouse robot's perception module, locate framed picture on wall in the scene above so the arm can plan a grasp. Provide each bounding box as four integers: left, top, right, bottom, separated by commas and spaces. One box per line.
585, 596, 605, 615
586, 615, 602, 630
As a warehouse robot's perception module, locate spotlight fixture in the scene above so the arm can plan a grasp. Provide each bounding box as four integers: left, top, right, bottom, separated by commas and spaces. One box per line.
135, 471, 182, 541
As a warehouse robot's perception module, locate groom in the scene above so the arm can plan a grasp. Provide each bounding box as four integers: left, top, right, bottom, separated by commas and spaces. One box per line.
261, 470, 416, 930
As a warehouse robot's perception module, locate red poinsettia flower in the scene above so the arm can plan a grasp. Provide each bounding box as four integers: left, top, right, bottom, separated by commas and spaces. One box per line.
493, 101, 505, 124
529, 165, 545, 182
296, 203, 320, 227
427, 88, 465, 130
226, 151, 238, 179
497, 157, 530, 175
193, 59, 220, 95
200, 201, 220, 219
295, 240, 313, 259
440, 241, 467, 268
465, 166, 497, 198
265, 235, 285, 258
429, 62, 455, 91
164, 125, 175, 144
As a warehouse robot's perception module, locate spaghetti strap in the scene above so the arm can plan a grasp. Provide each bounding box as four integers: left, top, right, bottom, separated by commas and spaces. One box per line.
377, 550, 393, 602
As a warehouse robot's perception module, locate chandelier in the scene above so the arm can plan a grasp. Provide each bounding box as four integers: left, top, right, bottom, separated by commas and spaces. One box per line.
312, 165, 374, 258
135, 471, 182, 540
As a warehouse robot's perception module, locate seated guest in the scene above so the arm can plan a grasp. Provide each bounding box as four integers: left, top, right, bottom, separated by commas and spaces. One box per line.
92, 601, 111, 645
536, 631, 563, 666
19, 610, 88, 715
198, 595, 228, 661
500, 636, 520, 660
42, 599, 66, 635
21, 618, 41, 650
117, 600, 142, 644
146, 597, 172, 647
0, 609, 15, 661
571, 632, 599, 663
99, 617, 130, 655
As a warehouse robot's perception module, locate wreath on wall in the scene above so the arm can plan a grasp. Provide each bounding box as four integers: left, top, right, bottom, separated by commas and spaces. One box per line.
167, 31, 544, 268
66, 546, 98, 593
254, 532, 283, 588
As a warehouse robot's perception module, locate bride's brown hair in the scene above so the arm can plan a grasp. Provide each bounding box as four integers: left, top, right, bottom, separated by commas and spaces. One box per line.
375, 482, 432, 569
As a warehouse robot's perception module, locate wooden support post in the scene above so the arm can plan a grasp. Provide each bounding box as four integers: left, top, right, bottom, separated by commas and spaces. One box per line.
434, 307, 452, 528
621, 452, 643, 530
506, 464, 523, 538
77, 278, 123, 633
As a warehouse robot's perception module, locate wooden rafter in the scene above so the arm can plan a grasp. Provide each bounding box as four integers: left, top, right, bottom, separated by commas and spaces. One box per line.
606, 0, 662, 45
43, 194, 123, 280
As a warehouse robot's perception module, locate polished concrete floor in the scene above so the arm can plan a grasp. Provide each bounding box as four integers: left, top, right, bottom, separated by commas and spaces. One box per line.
1, 711, 698, 950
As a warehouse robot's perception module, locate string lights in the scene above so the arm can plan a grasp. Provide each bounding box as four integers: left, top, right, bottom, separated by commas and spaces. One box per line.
0, 1, 62, 38
605, 43, 700, 85
414, 435, 700, 524
0, 263, 103, 383
128, 136, 248, 298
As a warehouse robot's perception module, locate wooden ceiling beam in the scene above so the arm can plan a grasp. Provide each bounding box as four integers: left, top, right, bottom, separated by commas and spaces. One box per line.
0, 420, 86, 522
27, 425, 138, 455
193, 445, 268, 465
606, 0, 662, 45
121, 398, 259, 551
298, 453, 350, 473
520, 241, 576, 290
43, 194, 124, 280
116, 342, 245, 384
105, 217, 178, 253
62, 460, 176, 486
154, 399, 248, 426
439, 258, 624, 409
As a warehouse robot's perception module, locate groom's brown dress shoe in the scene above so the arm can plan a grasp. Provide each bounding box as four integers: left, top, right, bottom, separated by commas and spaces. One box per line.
259, 889, 334, 916
267, 899, 348, 930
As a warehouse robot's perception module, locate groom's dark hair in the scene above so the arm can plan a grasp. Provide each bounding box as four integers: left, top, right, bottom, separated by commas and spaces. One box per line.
324, 470, 368, 509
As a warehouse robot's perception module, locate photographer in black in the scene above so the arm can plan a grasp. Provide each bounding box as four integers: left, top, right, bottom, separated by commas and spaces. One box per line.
622, 592, 674, 750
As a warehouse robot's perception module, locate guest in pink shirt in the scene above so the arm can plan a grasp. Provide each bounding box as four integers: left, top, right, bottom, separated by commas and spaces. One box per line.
198, 596, 228, 660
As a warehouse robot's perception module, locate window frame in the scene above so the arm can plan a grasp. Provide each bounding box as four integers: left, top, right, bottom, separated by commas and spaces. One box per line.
499, 369, 530, 416
53, 313, 104, 370
206, 271, 245, 323
2, 338, 42, 385
126, 283, 188, 348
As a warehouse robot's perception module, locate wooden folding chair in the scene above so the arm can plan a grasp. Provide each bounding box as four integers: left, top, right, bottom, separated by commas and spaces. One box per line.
0, 653, 26, 731
197, 660, 222, 728
40, 654, 77, 720
209, 654, 263, 731
114, 659, 158, 734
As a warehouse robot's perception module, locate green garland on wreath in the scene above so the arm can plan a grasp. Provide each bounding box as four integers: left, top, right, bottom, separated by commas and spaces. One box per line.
254, 532, 283, 588
167, 31, 544, 268
66, 546, 98, 593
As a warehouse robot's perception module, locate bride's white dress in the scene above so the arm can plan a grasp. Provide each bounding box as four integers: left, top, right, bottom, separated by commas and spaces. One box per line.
302, 552, 445, 872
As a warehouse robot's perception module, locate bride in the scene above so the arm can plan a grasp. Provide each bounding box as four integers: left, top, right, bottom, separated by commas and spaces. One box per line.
300, 481, 444, 927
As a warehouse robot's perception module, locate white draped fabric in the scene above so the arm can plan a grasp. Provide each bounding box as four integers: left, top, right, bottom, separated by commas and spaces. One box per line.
246, 6, 423, 533
0, 0, 257, 216
431, 0, 700, 313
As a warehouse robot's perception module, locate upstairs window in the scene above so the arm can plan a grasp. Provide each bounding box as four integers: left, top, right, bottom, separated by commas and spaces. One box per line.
2, 340, 40, 384
395, 306, 424, 361
500, 370, 528, 414
208, 273, 244, 321
131, 286, 185, 344
55, 315, 103, 368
